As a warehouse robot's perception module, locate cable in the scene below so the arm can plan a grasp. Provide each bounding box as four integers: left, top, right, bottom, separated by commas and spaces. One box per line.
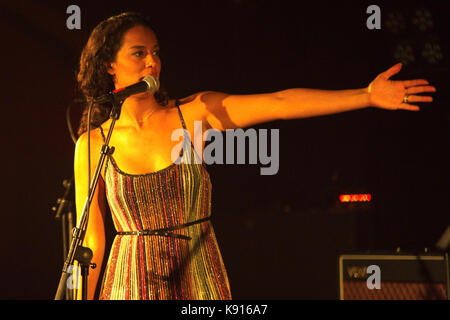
65, 98, 86, 145
85, 99, 95, 238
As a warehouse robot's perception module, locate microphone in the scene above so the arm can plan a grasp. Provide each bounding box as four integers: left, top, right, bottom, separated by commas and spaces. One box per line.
95, 75, 160, 103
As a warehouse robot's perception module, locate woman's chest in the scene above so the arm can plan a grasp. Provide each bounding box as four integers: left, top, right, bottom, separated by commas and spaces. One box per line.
107, 128, 184, 175
102, 117, 205, 177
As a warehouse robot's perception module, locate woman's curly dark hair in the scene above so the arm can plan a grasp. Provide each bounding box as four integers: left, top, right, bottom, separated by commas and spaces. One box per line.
77, 12, 169, 136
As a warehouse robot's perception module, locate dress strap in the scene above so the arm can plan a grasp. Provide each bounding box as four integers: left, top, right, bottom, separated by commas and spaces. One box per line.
97, 125, 110, 178
174, 99, 203, 164
175, 99, 188, 131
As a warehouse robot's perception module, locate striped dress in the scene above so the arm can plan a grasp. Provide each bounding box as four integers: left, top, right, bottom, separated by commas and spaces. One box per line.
97, 103, 231, 300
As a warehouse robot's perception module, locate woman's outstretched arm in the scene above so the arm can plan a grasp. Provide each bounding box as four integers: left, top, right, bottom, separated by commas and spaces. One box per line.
183, 63, 436, 131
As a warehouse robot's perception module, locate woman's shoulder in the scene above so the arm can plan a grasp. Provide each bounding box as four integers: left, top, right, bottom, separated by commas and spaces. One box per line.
176, 91, 213, 109
76, 126, 100, 142
75, 126, 105, 158
175, 91, 217, 118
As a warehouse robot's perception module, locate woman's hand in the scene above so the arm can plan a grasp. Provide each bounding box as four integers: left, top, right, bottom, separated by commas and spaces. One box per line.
367, 63, 436, 111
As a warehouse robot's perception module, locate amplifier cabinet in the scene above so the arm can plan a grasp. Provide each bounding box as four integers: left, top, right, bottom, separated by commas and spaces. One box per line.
338, 254, 449, 300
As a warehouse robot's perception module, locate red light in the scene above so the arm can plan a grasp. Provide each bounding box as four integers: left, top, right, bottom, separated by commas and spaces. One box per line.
339, 193, 372, 203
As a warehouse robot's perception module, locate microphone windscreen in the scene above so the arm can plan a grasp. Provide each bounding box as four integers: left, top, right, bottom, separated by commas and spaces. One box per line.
143, 75, 160, 94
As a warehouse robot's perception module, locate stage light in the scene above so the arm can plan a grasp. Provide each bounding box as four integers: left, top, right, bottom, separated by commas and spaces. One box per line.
385, 12, 406, 34
422, 40, 443, 64
382, 4, 445, 69
412, 8, 434, 32
339, 193, 372, 203
393, 42, 415, 65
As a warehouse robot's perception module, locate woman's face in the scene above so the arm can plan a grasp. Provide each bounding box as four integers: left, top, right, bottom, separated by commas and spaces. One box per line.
107, 25, 161, 90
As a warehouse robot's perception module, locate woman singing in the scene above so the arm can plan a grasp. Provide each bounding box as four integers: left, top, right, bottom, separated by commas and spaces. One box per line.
74, 12, 436, 300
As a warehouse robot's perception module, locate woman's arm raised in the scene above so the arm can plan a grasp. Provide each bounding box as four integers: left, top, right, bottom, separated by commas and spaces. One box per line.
73, 130, 106, 300
185, 63, 435, 131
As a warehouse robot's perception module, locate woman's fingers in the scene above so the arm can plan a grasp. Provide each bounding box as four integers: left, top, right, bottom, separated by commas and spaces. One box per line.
401, 79, 429, 87
405, 95, 433, 103
399, 103, 420, 111
406, 85, 436, 94
381, 63, 402, 79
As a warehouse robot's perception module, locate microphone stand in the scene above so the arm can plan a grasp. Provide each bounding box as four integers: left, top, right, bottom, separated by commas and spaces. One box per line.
52, 177, 76, 300
54, 98, 123, 300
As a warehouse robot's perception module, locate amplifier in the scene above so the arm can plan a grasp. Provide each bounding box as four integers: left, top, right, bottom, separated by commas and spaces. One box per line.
338, 253, 449, 300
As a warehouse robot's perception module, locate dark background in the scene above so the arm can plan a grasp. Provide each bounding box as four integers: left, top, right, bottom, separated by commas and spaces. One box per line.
0, 0, 448, 299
